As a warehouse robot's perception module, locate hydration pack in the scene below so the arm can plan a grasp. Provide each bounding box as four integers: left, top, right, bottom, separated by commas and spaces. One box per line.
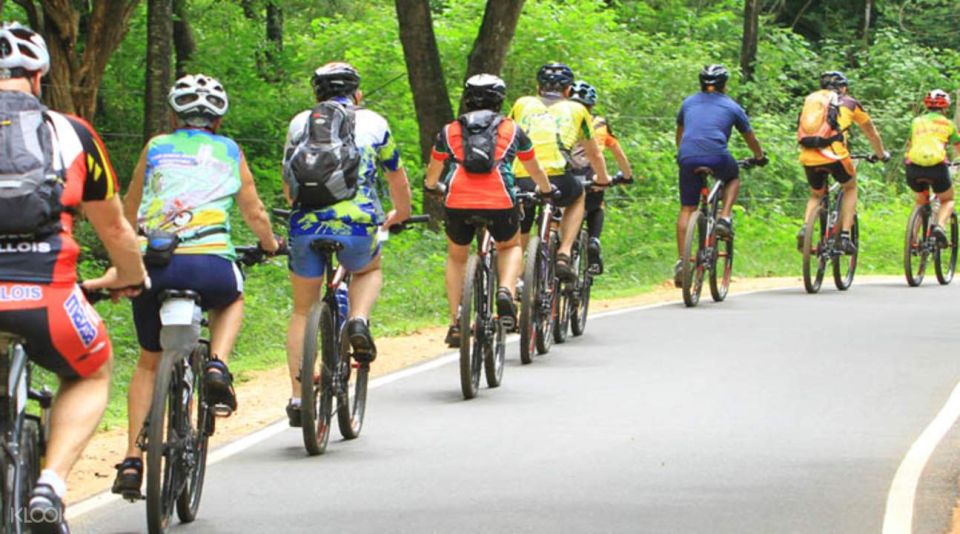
456, 110, 503, 174
285, 101, 361, 209
797, 90, 844, 149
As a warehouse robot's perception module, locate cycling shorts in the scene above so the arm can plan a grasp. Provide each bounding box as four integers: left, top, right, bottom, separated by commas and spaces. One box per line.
804, 160, 855, 190
0, 283, 110, 379
517, 174, 584, 234
288, 232, 380, 279
132, 255, 243, 352
678, 154, 740, 207
445, 207, 520, 246
906, 163, 952, 194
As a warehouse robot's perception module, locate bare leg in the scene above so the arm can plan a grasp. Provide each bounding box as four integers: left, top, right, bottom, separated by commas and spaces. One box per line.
286, 273, 324, 398
676, 206, 697, 257
719, 179, 740, 219
123, 350, 160, 459
347, 255, 382, 320
207, 297, 244, 362
804, 187, 826, 224
558, 193, 585, 257
840, 176, 858, 232
445, 241, 470, 323
496, 233, 522, 297
938, 187, 955, 228
46, 359, 112, 481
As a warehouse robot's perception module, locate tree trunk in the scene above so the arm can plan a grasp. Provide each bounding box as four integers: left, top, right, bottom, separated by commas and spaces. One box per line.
172, 0, 196, 78
860, 0, 875, 46
144, 0, 173, 140
740, 0, 760, 82
264, 0, 283, 81
240, 0, 257, 19
460, 0, 525, 113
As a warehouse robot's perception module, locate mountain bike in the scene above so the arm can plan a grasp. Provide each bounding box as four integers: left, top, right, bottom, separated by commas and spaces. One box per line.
903, 162, 959, 286
680, 160, 757, 307
275, 209, 429, 455
517, 189, 560, 364
457, 216, 507, 400
801, 155, 876, 294
103, 246, 279, 534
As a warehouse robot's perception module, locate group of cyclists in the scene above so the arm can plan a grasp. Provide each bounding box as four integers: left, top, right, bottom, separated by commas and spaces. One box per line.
0, 18, 958, 533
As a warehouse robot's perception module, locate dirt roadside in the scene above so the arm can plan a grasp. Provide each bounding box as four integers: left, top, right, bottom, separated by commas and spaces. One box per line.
67, 275, 894, 504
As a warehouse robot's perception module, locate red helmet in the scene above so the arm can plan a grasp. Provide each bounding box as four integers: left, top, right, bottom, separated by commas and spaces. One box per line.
924, 89, 951, 110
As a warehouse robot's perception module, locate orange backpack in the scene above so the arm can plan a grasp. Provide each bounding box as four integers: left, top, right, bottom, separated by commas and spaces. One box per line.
797, 91, 844, 149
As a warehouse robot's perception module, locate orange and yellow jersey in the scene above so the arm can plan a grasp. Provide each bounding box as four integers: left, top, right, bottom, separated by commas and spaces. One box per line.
799, 91, 872, 167
570, 116, 621, 170
508, 95, 593, 177
907, 112, 960, 167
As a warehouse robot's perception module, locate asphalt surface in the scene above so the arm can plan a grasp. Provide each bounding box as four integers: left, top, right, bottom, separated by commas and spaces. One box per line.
74, 281, 960, 533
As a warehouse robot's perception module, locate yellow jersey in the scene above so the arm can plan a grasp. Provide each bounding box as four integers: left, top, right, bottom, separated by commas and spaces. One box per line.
508, 95, 593, 177
907, 112, 960, 167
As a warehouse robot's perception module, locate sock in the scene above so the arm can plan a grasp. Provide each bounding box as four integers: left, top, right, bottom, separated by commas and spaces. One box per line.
720, 216, 732, 224
840, 230, 850, 238
38, 469, 67, 499
289, 397, 301, 407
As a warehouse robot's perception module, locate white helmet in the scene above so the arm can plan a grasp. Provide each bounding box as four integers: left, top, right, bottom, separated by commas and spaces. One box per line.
167, 74, 229, 119
0, 22, 50, 76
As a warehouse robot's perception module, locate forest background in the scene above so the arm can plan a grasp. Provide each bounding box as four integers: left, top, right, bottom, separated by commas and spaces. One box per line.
1, 0, 958, 426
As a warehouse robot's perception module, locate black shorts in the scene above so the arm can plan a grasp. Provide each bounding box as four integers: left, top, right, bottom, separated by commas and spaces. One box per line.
517, 174, 584, 233
906, 163, 952, 194
804, 161, 853, 190
445, 207, 519, 246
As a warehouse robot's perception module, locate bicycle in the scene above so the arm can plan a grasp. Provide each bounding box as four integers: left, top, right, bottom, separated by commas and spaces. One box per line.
274, 209, 429, 455
903, 162, 959, 286
516, 188, 561, 364
800, 154, 877, 294
101, 246, 279, 534
457, 215, 508, 400
680, 159, 756, 307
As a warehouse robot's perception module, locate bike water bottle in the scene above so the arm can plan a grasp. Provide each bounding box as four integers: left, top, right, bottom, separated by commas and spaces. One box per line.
335, 283, 350, 325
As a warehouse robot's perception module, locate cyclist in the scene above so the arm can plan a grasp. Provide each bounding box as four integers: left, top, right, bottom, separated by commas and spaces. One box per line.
282, 62, 412, 426
508, 62, 611, 282
797, 71, 890, 253
106, 73, 280, 497
568, 80, 635, 274
904, 89, 960, 244
424, 74, 553, 348
675, 65, 766, 286
0, 22, 146, 531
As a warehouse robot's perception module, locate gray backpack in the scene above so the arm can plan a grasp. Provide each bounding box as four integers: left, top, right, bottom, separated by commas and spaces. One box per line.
0, 93, 63, 239
284, 101, 361, 209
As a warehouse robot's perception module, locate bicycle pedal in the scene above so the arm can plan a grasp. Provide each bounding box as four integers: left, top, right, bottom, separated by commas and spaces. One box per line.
498, 316, 516, 330
120, 490, 145, 502
212, 405, 234, 418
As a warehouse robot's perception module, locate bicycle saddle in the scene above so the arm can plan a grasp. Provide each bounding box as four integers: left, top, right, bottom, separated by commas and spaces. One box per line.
693, 167, 715, 176
309, 240, 345, 253
159, 289, 201, 304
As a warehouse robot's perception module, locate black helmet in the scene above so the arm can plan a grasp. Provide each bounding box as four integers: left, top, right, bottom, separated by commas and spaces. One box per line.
463, 74, 507, 111
311, 62, 361, 100
699, 64, 729, 90
537, 62, 574, 91
569, 80, 597, 107
819, 71, 848, 90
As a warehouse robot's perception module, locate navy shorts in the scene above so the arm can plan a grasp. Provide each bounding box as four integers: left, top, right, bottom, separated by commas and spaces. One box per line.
678, 154, 740, 207
132, 254, 243, 352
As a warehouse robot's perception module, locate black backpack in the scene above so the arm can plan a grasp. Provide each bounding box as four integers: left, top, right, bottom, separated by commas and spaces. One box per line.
0, 93, 63, 239
285, 100, 361, 209
457, 110, 503, 174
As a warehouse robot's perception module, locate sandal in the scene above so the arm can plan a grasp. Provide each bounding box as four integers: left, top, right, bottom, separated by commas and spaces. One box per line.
112, 457, 143, 500
496, 287, 517, 329
204, 358, 237, 415
445, 324, 461, 348
555, 252, 576, 282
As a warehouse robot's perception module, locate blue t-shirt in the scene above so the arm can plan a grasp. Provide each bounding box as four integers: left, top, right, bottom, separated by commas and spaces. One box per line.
676, 92, 752, 160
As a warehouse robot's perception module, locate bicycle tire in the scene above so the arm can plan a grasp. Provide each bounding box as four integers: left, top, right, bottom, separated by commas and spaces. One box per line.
802, 206, 827, 294
483, 249, 505, 388
935, 212, 958, 285
571, 229, 591, 337
300, 302, 333, 456
459, 255, 482, 399
709, 231, 734, 302
16, 418, 39, 532
833, 214, 858, 290
146, 348, 181, 534
536, 233, 559, 355
175, 343, 210, 523
519, 236, 540, 365
904, 205, 928, 287
336, 331, 368, 439
681, 211, 704, 307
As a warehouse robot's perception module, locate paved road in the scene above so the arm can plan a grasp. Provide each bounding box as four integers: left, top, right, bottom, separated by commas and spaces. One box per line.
74, 282, 960, 533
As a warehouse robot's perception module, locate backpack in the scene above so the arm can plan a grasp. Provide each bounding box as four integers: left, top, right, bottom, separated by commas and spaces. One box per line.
797, 90, 844, 149
284, 100, 361, 209
0, 93, 63, 239
456, 110, 503, 174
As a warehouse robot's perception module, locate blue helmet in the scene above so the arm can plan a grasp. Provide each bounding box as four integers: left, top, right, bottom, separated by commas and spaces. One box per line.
569, 80, 597, 107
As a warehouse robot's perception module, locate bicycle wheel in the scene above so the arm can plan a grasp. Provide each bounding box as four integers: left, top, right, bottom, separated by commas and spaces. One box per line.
553, 234, 581, 343
146, 349, 182, 534
802, 206, 827, 294
16, 418, 39, 532
300, 302, 333, 456
709, 230, 734, 302
536, 233, 558, 355
935, 212, 958, 285
833, 214, 858, 290
175, 343, 211, 523
459, 255, 482, 399
681, 212, 705, 307
519, 236, 540, 365
336, 331, 368, 440
483, 250, 505, 388
904, 205, 928, 287
571, 230, 591, 337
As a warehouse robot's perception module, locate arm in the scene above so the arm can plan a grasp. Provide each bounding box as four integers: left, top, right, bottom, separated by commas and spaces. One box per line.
424, 157, 444, 189
123, 146, 148, 227
83, 197, 147, 289
859, 119, 888, 158
675, 125, 684, 149
519, 157, 552, 193
382, 167, 412, 229
580, 137, 610, 185
741, 131, 765, 160
237, 153, 279, 252
608, 139, 634, 179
